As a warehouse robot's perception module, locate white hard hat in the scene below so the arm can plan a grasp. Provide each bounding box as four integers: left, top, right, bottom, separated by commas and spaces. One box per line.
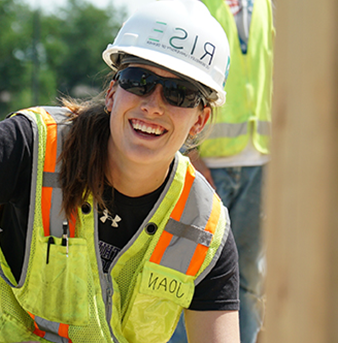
102, 0, 230, 106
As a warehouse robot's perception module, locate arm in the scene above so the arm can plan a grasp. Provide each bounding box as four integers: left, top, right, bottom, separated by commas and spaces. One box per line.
185, 309, 240, 343
187, 149, 216, 189
0, 115, 33, 203
185, 228, 240, 343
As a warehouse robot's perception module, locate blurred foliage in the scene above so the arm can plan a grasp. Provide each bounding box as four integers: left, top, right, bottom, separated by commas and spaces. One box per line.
0, 0, 126, 120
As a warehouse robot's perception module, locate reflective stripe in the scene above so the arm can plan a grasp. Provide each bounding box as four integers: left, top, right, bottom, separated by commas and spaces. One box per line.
41, 109, 58, 236
257, 120, 271, 136
28, 107, 75, 238
165, 218, 213, 247
171, 163, 196, 221
29, 312, 71, 343
207, 120, 271, 139
36, 316, 60, 334
44, 332, 69, 343
43, 172, 60, 188
149, 164, 196, 265
58, 323, 71, 339
186, 193, 221, 276
28, 312, 71, 343
33, 326, 46, 339
208, 122, 247, 139
150, 161, 220, 276
29, 312, 46, 338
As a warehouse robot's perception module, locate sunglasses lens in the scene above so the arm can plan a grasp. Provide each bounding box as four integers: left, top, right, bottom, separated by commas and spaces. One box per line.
163, 81, 201, 108
117, 67, 203, 108
117, 68, 155, 96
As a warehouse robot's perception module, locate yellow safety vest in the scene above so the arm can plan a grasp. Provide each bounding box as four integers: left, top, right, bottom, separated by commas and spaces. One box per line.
0, 107, 229, 343
199, 0, 275, 157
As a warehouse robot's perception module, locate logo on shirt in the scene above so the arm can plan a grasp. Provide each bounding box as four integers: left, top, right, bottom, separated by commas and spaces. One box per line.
100, 209, 122, 228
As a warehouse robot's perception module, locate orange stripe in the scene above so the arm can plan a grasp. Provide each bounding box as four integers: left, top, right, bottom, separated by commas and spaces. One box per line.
68, 212, 77, 238
150, 163, 196, 264
41, 109, 58, 173
58, 323, 70, 339
186, 194, 221, 276
41, 187, 53, 236
33, 326, 46, 338
149, 231, 173, 264
170, 163, 195, 221
40, 109, 57, 237
28, 312, 46, 338
204, 193, 221, 236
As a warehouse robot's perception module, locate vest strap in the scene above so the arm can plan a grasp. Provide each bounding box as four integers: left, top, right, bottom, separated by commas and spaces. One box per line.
43, 172, 60, 188
149, 162, 221, 277
29, 312, 72, 343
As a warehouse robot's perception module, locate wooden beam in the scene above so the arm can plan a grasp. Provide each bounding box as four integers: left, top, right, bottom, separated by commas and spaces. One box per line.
262, 1, 338, 342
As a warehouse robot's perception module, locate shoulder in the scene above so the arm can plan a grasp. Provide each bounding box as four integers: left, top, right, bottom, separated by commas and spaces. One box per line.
0, 114, 34, 202
0, 114, 33, 151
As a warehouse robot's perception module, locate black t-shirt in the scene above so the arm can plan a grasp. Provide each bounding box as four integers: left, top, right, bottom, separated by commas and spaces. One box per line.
0, 114, 239, 311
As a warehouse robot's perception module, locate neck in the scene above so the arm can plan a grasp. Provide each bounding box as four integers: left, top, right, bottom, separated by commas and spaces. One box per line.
107, 152, 173, 198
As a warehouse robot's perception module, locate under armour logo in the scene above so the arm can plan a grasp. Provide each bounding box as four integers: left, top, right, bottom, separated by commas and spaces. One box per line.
100, 209, 122, 228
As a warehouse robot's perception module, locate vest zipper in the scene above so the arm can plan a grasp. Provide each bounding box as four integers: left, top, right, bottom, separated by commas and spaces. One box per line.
104, 273, 116, 340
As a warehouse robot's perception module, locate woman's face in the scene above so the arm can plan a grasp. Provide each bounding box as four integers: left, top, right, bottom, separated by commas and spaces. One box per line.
105, 64, 210, 168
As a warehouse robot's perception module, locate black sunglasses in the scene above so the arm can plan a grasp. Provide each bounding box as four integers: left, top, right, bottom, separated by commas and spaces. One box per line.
115, 67, 206, 108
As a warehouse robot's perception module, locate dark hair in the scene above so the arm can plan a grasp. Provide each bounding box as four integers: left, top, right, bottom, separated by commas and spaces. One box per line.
59, 94, 112, 219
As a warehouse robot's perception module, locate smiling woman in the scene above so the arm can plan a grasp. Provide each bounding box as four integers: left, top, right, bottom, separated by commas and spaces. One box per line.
0, 1, 240, 343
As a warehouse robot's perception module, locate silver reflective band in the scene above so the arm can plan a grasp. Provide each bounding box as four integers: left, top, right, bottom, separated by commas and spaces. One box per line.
165, 218, 212, 247
209, 122, 247, 139
43, 172, 60, 188
208, 120, 271, 139
34, 316, 69, 343
257, 120, 271, 136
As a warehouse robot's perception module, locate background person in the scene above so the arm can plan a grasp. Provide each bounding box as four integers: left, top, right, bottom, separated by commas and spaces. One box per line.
0, 1, 241, 342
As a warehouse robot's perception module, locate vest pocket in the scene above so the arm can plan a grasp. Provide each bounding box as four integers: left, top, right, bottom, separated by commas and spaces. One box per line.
14, 236, 91, 326
139, 262, 195, 307
121, 261, 195, 343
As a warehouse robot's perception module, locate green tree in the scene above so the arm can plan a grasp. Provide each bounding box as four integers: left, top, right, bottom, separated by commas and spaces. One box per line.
42, 0, 126, 100
0, 0, 34, 118
0, 0, 126, 120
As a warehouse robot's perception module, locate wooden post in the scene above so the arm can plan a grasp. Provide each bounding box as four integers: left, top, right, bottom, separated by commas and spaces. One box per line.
262, 1, 338, 342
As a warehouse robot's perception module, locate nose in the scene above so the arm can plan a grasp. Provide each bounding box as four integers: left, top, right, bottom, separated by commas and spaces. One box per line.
140, 84, 165, 116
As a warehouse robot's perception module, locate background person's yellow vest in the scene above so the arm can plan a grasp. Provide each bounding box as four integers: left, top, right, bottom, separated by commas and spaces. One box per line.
199, 0, 275, 158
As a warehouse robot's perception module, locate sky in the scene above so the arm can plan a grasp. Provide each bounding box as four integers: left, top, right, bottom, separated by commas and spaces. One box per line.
22, 0, 154, 16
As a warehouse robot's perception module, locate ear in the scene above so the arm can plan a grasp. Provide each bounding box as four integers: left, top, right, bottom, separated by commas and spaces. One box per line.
189, 106, 211, 136
105, 80, 116, 112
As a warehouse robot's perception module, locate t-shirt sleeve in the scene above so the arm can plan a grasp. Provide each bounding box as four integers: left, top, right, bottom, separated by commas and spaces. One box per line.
0, 114, 33, 203
188, 228, 240, 311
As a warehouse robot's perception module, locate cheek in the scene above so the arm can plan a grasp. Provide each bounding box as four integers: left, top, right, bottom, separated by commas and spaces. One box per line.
172, 109, 200, 132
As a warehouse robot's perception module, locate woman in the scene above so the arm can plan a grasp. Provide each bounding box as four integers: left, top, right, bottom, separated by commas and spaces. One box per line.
0, 0, 240, 342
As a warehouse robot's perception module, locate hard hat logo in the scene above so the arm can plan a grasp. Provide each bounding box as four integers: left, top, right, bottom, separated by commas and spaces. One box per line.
224, 56, 231, 86
147, 24, 216, 69
102, 0, 231, 106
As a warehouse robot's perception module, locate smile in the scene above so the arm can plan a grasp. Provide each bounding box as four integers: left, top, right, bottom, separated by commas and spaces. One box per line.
130, 119, 167, 136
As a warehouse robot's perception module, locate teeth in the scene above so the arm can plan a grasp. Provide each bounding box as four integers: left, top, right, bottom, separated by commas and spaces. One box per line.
131, 120, 165, 135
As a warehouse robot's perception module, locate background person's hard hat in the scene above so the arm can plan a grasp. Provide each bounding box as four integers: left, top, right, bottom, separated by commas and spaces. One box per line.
102, 0, 230, 106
